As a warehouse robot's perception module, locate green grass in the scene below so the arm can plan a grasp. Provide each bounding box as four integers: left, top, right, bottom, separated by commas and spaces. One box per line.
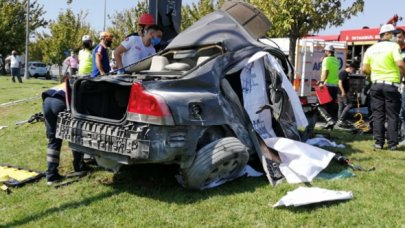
0, 76, 405, 227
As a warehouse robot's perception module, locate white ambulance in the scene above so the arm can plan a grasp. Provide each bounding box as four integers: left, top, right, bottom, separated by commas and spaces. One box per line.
293, 39, 347, 106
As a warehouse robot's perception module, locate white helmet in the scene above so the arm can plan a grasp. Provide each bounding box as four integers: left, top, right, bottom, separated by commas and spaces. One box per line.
82, 35, 91, 42
324, 45, 335, 52
379, 24, 396, 35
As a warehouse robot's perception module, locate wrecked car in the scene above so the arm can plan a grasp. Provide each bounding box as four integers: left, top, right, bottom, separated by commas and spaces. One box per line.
56, 1, 303, 190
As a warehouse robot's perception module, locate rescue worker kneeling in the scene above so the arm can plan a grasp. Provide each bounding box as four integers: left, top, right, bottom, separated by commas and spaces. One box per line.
42, 78, 89, 185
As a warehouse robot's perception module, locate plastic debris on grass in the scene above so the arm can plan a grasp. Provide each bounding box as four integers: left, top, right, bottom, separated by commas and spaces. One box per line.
265, 137, 335, 184
316, 169, 355, 180
273, 186, 353, 208
306, 137, 345, 148
175, 165, 263, 190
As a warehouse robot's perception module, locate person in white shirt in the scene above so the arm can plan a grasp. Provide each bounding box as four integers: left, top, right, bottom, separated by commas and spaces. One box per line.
5, 50, 23, 83
114, 25, 163, 73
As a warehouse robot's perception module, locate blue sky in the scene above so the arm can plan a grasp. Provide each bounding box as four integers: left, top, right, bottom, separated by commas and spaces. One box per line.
37, 0, 405, 35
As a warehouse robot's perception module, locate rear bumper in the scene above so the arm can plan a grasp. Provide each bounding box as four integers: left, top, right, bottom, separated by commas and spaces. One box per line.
56, 112, 202, 167
56, 112, 150, 160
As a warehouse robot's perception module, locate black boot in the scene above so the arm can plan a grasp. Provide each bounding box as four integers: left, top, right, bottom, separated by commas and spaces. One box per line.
72, 151, 87, 172
46, 162, 65, 185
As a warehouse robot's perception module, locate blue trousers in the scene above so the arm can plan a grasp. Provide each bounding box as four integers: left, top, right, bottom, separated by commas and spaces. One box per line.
11, 67, 22, 83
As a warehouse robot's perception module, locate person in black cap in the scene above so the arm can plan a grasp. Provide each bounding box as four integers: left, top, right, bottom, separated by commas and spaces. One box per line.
336, 63, 356, 128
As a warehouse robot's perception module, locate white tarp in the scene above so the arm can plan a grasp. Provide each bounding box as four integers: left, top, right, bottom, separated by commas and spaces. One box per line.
241, 51, 308, 129
273, 186, 353, 207
265, 137, 335, 184
241, 52, 332, 184
241, 53, 277, 138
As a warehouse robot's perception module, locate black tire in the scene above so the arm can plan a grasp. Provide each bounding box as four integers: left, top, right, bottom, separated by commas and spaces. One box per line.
182, 137, 249, 190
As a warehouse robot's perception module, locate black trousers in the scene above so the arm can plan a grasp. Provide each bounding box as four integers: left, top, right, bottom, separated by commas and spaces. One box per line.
370, 83, 401, 147
318, 86, 339, 121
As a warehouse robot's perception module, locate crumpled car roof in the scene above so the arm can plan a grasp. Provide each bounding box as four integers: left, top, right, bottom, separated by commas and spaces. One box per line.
167, 2, 271, 52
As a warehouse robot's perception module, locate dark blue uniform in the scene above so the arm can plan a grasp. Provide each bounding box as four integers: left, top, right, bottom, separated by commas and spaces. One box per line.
42, 83, 85, 182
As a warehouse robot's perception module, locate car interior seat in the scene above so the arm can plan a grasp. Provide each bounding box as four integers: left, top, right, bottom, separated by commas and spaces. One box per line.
196, 56, 210, 66
149, 56, 169, 71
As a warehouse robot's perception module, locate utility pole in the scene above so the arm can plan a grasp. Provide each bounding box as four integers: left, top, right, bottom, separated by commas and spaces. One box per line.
103, 0, 106, 31
24, 0, 30, 79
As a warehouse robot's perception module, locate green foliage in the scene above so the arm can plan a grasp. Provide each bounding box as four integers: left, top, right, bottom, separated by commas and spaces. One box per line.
181, 0, 224, 31
30, 9, 94, 65
107, 0, 148, 48
249, 0, 364, 64
0, 0, 46, 57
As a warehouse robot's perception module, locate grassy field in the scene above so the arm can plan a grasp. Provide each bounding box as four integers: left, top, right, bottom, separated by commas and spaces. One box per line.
0, 75, 404, 227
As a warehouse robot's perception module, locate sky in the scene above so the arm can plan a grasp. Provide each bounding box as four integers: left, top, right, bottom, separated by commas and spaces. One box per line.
36, 0, 405, 35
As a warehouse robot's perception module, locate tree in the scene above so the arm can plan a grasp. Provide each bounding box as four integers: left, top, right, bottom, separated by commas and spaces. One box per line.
32, 9, 94, 74
0, 0, 47, 58
181, 0, 224, 31
107, 0, 148, 48
249, 0, 364, 68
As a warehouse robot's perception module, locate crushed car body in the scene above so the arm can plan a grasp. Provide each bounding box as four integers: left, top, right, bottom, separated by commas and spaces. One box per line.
56, 1, 304, 190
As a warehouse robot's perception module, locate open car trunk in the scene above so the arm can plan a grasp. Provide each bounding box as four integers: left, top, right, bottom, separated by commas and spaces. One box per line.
73, 80, 132, 121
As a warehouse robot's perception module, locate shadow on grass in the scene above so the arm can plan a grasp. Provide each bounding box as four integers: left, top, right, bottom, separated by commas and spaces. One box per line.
276, 199, 352, 212
107, 163, 268, 204
1, 164, 267, 227
0, 190, 118, 227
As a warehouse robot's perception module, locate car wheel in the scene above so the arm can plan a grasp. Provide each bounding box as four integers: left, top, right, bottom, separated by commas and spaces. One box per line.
182, 137, 249, 190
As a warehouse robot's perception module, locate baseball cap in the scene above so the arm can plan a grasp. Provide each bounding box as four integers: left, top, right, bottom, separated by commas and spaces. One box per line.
379, 24, 397, 35
82, 35, 91, 41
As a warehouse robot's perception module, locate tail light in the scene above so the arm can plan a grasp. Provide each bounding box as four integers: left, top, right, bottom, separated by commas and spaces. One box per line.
127, 82, 174, 125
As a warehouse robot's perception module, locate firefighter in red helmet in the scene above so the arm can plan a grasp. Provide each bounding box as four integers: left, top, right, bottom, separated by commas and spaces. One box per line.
114, 13, 163, 74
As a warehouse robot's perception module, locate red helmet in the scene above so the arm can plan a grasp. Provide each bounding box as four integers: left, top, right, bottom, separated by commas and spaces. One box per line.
138, 13, 155, 26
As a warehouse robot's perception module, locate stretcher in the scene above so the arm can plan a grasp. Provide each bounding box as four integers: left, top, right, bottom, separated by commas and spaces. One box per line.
0, 164, 44, 192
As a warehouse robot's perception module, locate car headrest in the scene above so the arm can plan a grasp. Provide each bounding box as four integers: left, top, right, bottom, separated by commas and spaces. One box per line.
149, 56, 169, 71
